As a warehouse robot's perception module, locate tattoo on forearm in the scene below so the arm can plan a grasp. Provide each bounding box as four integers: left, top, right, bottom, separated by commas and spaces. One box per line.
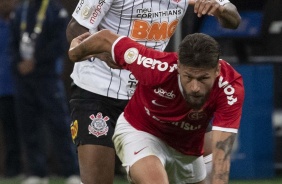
212, 169, 229, 184
216, 133, 236, 160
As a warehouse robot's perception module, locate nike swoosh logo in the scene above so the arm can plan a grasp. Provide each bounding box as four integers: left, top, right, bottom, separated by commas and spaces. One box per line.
152, 100, 167, 107
134, 146, 148, 155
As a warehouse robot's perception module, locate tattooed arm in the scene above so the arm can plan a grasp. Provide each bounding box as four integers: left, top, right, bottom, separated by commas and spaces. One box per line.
211, 130, 236, 184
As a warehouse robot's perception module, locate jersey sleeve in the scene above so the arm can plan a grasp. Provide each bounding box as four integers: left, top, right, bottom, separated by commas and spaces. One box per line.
112, 37, 178, 86
72, 0, 113, 32
212, 75, 245, 133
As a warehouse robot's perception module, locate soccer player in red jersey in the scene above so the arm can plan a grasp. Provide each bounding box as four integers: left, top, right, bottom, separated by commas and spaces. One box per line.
68, 29, 244, 184
66, 0, 240, 183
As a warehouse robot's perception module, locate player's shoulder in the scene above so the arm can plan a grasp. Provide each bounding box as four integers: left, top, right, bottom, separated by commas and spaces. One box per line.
211, 59, 244, 107
217, 59, 244, 95
219, 59, 242, 82
217, 59, 244, 98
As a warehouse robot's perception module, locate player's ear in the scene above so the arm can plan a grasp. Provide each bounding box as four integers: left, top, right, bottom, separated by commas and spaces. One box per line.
177, 60, 181, 73
215, 63, 221, 76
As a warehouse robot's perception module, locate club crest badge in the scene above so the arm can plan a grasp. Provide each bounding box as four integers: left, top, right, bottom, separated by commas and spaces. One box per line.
88, 112, 109, 137
81, 5, 93, 19
124, 48, 139, 64
70, 120, 78, 142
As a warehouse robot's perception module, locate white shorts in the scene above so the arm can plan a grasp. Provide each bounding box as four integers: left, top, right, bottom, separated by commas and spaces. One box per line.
113, 113, 206, 184
204, 153, 212, 164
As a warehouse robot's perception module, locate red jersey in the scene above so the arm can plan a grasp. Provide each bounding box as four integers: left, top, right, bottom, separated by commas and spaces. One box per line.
112, 37, 245, 156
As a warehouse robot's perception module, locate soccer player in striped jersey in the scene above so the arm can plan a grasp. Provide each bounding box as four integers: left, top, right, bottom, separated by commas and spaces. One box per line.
68, 29, 244, 184
66, 0, 241, 183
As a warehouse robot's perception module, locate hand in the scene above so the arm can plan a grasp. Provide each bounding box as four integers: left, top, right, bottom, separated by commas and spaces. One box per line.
189, 0, 224, 17
17, 59, 35, 75
94, 52, 122, 69
69, 32, 91, 51
69, 32, 91, 62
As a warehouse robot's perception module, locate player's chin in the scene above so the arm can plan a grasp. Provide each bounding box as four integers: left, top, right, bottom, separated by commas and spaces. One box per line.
187, 97, 205, 109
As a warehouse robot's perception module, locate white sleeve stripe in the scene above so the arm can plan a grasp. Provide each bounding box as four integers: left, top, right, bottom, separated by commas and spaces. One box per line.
112, 36, 126, 63
212, 126, 238, 133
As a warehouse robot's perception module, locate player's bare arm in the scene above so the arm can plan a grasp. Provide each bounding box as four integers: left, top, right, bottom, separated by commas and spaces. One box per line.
211, 130, 236, 184
66, 18, 117, 66
69, 30, 119, 64
66, 18, 88, 44
214, 2, 241, 29
190, 0, 241, 29
68, 32, 91, 62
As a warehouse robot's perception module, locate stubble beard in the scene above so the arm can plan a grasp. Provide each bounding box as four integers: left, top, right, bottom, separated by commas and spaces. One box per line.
183, 91, 210, 111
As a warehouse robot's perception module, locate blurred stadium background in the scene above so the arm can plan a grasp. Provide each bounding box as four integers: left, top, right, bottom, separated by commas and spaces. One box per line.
1, 0, 282, 183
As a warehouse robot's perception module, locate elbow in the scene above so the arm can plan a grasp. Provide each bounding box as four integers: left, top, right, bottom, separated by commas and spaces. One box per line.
231, 15, 241, 29
221, 15, 241, 30
221, 4, 242, 30
68, 49, 77, 63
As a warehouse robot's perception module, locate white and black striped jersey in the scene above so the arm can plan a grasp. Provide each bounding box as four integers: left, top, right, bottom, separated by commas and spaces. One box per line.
71, 0, 191, 99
